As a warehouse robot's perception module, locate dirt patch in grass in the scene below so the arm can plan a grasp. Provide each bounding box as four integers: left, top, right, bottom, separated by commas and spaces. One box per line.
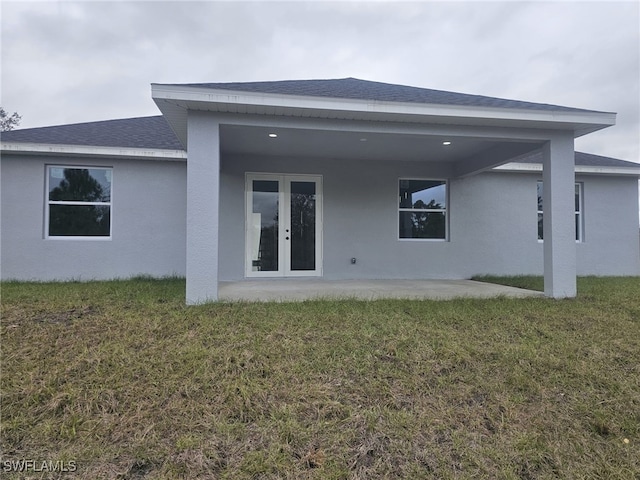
1, 277, 639, 478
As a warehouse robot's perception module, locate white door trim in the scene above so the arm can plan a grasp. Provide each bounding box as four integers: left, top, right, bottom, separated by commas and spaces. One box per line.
245, 173, 323, 278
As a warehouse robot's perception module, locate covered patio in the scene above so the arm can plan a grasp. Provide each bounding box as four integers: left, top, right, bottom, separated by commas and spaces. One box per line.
151, 78, 616, 304
218, 278, 542, 302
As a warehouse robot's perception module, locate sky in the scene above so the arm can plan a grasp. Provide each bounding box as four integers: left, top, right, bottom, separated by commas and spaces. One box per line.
1, 0, 639, 164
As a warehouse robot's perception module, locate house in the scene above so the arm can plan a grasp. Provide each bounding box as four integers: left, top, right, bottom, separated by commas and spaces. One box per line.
1, 78, 639, 303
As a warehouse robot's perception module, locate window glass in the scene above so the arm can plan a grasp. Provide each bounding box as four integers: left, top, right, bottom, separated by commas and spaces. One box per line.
537, 182, 544, 240
290, 181, 316, 270
49, 168, 111, 202
399, 180, 446, 209
47, 166, 112, 238
251, 180, 279, 271
537, 181, 582, 242
399, 211, 446, 239
537, 182, 544, 212
49, 205, 111, 237
538, 213, 544, 241
399, 179, 447, 240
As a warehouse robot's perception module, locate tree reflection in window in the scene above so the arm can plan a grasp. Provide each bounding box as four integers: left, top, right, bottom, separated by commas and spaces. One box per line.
252, 181, 279, 271
405, 199, 446, 239
48, 167, 112, 237
290, 181, 316, 270
399, 179, 447, 239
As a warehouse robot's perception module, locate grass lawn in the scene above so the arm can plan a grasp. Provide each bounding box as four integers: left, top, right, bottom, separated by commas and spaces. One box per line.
1, 277, 639, 479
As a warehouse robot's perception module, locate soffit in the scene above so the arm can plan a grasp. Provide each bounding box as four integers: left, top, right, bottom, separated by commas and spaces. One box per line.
220, 124, 497, 162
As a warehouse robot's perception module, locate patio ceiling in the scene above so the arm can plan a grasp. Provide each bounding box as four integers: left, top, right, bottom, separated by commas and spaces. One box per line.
220, 124, 525, 163
219, 123, 544, 176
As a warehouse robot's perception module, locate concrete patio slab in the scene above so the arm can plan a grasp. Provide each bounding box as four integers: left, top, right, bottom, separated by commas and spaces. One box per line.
218, 279, 542, 302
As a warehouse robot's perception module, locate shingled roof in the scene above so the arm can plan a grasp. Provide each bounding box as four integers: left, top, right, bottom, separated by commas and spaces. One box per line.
163, 77, 606, 114
518, 150, 639, 169
0, 116, 183, 151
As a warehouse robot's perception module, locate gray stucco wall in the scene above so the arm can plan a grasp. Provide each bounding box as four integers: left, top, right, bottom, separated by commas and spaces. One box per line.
576, 174, 640, 275
219, 154, 640, 281
2, 152, 638, 281
1, 155, 187, 281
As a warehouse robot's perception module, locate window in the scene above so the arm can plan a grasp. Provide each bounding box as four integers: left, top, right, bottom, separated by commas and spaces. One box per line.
46, 166, 112, 238
399, 179, 447, 239
537, 181, 582, 242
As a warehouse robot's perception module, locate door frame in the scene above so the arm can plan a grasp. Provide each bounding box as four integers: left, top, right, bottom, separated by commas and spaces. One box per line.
245, 173, 323, 278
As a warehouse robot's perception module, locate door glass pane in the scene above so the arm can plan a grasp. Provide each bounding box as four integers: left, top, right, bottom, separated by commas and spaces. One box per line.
251, 180, 278, 272
290, 181, 316, 271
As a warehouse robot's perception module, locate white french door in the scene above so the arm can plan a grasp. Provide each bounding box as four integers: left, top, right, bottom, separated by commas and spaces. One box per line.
245, 174, 322, 277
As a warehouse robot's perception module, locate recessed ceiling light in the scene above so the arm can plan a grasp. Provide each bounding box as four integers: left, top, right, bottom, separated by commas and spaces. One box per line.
442, 141, 452, 146
268, 133, 278, 138
360, 138, 367, 142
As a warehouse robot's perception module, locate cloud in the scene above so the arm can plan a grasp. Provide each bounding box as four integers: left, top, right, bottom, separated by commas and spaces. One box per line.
1, 0, 638, 162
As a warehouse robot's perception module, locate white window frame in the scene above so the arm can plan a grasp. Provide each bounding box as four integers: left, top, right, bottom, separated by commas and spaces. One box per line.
45, 165, 113, 240
537, 181, 583, 243
575, 182, 583, 243
398, 178, 448, 241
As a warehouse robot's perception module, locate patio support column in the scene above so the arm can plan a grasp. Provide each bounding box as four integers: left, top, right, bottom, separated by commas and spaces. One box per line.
186, 111, 221, 304
542, 133, 576, 298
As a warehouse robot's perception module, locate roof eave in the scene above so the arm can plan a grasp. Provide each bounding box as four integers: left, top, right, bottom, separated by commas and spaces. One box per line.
151, 84, 616, 146
0, 142, 187, 160
494, 162, 640, 177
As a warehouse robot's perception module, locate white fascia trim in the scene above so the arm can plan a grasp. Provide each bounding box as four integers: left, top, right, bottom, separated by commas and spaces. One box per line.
494, 162, 640, 176
1, 142, 187, 160
151, 84, 616, 131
